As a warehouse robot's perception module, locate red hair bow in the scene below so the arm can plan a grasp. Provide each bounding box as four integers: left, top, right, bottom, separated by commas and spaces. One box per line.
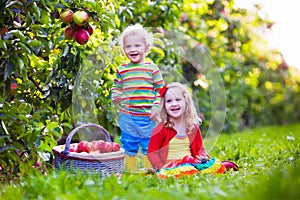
159, 84, 167, 97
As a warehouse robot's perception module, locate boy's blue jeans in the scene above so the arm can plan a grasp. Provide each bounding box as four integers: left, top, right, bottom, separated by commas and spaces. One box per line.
119, 113, 156, 156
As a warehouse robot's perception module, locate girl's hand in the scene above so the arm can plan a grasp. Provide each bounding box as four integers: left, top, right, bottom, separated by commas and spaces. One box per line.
196, 154, 209, 163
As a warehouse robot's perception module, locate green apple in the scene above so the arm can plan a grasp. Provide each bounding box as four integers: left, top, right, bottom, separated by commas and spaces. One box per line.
73, 10, 89, 26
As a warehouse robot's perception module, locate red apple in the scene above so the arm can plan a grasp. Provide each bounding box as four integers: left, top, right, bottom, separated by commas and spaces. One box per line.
85, 142, 93, 153
10, 83, 17, 94
91, 141, 99, 151
69, 143, 78, 153
74, 29, 90, 45
60, 9, 73, 24
73, 10, 89, 26
102, 142, 113, 153
71, 23, 82, 30
78, 141, 89, 153
98, 140, 106, 152
91, 140, 105, 152
112, 142, 120, 152
64, 26, 75, 40
85, 24, 93, 36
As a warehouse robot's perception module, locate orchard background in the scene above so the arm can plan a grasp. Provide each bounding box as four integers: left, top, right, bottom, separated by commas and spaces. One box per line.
0, 0, 300, 182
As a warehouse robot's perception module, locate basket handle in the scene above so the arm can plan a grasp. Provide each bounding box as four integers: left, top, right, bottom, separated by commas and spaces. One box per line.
62, 123, 111, 155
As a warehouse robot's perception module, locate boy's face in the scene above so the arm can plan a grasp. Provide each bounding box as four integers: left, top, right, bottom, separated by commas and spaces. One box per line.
123, 33, 150, 64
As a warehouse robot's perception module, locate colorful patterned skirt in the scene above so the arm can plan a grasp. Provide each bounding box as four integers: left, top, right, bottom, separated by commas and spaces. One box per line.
156, 157, 228, 179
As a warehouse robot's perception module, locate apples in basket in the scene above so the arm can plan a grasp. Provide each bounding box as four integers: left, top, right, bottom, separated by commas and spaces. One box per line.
68, 140, 121, 154
52, 123, 125, 175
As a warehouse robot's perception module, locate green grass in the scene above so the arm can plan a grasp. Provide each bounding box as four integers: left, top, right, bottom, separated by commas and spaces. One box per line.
1, 124, 300, 200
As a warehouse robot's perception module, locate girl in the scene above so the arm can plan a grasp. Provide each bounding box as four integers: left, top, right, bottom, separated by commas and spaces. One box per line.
147, 82, 209, 171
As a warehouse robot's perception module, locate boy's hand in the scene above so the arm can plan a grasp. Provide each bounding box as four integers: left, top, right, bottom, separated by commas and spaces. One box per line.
150, 108, 159, 121
112, 96, 121, 104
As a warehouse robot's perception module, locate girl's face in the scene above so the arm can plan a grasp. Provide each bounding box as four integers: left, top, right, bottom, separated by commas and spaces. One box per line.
164, 88, 186, 120
123, 33, 149, 64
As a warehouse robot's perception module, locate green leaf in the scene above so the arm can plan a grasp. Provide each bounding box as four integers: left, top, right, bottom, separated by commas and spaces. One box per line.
16, 42, 32, 54
0, 145, 17, 153
30, 2, 41, 20
0, 39, 7, 51
27, 39, 42, 47
46, 121, 59, 131
8, 30, 26, 43
16, 56, 24, 71
150, 46, 165, 57
62, 44, 70, 57
5, 0, 23, 9
40, 10, 51, 25
4, 60, 15, 81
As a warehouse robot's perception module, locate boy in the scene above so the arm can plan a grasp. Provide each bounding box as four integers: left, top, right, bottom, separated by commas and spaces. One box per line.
111, 24, 164, 172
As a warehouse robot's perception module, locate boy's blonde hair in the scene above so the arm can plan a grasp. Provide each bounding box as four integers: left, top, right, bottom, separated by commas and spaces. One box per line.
118, 24, 154, 48
159, 82, 202, 130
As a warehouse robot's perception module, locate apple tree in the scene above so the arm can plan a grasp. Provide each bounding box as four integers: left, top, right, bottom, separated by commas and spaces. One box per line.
0, 0, 122, 181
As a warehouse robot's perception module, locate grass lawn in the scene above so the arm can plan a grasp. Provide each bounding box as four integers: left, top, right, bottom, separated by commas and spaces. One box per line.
1, 123, 300, 200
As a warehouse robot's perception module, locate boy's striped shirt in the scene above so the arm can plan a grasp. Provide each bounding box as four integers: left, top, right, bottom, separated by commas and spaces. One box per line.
111, 62, 164, 116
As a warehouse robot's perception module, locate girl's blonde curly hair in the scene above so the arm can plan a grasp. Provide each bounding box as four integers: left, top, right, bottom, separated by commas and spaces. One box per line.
158, 82, 202, 130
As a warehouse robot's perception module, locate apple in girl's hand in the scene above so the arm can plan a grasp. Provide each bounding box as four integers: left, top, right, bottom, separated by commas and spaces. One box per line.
112, 142, 121, 152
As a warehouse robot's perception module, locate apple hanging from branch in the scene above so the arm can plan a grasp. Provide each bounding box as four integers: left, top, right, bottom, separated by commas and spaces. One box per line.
74, 29, 90, 45
64, 26, 75, 40
73, 10, 89, 26
60, 9, 73, 24
60, 9, 94, 45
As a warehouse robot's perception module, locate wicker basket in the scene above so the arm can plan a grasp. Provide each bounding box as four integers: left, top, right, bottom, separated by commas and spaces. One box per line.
52, 123, 125, 177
